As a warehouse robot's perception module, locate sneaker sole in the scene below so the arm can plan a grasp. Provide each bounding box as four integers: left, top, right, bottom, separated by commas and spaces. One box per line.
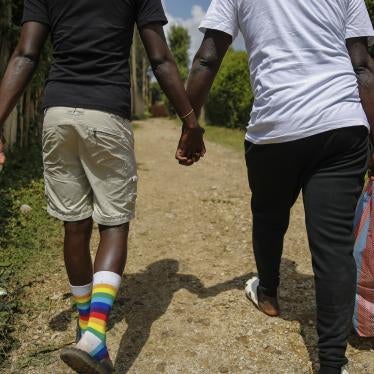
60, 347, 113, 374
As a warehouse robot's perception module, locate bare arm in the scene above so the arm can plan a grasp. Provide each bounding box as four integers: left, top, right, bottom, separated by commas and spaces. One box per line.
186, 30, 232, 118
0, 22, 49, 127
139, 23, 205, 165
346, 37, 374, 135
0, 22, 49, 166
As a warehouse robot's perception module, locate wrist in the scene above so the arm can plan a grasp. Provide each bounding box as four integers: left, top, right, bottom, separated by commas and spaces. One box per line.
183, 119, 199, 130
182, 113, 200, 129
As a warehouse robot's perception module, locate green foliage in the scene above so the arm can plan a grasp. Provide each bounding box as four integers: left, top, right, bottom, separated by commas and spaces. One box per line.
0, 147, 61, 367
206, 49, 253, 130
203, 124, 244, 152
365, 0, 374, 20
168, 25, 190, 81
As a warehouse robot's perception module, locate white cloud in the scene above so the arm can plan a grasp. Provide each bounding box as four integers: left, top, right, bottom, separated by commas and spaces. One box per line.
163, 5, 205, 63
162, 4, 245, 63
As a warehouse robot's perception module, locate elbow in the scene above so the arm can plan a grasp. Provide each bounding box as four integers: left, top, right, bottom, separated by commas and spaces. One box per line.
195, 51, 220, 71
352, 63, 369, 76
13, 47, 40, 66
351, 54, 371, 76
149, 54, 170, 73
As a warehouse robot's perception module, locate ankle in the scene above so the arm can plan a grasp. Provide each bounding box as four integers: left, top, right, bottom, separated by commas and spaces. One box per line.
258, 285, 278, 299
257, 286, 280, 317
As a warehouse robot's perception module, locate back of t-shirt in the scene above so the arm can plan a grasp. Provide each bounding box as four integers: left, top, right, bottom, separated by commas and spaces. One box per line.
200, 0, 374, 144
22, 0, 167, 118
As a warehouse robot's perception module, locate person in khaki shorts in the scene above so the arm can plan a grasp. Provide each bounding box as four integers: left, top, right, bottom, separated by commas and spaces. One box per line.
42, 108, 138, 226
0, 1, 205, 373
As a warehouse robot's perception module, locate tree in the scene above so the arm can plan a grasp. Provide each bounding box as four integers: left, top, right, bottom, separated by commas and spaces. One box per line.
167, 25, 190, 82
206, 49, 253, 130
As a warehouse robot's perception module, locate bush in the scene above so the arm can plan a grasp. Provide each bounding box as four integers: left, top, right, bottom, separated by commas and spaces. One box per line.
206, 49, 253, 130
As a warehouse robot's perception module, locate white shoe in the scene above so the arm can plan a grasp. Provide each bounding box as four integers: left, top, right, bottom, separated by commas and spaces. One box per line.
341, 366, 349, 374
245, 276, 260, 307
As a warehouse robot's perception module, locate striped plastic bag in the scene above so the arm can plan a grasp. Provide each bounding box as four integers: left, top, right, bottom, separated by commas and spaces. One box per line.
353, 178, 374, 337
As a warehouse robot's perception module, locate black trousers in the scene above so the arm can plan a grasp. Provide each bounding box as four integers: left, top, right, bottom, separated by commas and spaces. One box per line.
245, 126, 368, 373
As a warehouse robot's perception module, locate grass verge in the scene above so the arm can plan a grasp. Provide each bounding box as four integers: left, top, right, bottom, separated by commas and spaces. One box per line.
203, 124, 245, 152
0, 146, 61, 368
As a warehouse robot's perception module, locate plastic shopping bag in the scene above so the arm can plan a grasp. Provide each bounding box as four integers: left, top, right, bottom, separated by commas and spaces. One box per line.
353, 178, 374, 337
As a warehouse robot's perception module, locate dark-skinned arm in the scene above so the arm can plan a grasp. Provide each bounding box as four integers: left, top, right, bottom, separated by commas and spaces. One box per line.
0, 22, 49, 166
347, 37, 374, 174
139, 23, 205, 166
186, 29, 232, 118
346, 37, 374, 135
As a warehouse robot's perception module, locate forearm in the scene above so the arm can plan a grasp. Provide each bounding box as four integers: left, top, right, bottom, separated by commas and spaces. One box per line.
186, 30, 232, 119
0, 51, 39, 128
186, 55, 219, 118
347, 38, 374, 135
153, 58, 198, 127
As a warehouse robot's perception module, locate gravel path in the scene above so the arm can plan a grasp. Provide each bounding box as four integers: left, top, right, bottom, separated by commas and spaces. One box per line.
7, 118, 374, 373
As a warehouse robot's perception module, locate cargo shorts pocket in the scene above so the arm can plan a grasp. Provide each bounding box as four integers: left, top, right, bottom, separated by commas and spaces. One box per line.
85, 126, 136, 179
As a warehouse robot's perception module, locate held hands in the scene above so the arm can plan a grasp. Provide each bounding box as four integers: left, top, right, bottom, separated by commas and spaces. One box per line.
175, 124, 206, 166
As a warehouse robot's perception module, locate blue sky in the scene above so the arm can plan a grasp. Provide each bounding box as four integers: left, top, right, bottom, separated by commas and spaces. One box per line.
162, 1, 245, 58
163, 0, 211, 19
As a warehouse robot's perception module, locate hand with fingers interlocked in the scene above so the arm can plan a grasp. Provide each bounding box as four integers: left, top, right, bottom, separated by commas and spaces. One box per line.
175, 125, 206, 166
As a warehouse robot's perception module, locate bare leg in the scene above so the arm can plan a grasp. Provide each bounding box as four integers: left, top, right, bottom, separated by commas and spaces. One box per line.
94, 223, 129, 275
64, 218, 93, 285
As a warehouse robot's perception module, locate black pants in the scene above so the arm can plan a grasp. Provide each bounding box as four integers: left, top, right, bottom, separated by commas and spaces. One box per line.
245, 126, 368, 373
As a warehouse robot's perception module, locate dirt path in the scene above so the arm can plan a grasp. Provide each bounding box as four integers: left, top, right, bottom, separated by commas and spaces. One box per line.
7, 119, 374, 373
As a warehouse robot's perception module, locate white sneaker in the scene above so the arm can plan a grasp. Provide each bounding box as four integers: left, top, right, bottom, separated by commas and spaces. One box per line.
245, 277, 260, 307
341, 366, 349, 374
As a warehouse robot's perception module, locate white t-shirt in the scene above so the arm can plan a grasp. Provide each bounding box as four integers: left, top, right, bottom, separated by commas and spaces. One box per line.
200, 0, 374, 144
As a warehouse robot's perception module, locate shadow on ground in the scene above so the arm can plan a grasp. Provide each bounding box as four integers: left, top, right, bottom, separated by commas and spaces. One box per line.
278, 258, 318, 371
50, 259, 250, 372
49, 257, 374, 373
279, 258, 374, 372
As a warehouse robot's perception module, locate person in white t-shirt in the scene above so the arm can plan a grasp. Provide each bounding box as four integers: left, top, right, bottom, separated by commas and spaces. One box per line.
186, 1, 374, 373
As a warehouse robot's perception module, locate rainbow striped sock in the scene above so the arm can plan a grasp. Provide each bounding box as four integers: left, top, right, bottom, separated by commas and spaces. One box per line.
76, 271, 121, 361
70, 283, 92, 336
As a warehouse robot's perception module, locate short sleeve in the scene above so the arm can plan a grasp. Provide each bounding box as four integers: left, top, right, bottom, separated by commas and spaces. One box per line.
199, 0, 239, 39
136, 0, 168, 28
22, 0, 49, 26
345, 0, 374, 39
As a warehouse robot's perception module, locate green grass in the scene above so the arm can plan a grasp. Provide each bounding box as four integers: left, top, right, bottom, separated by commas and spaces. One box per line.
0, 146, 62, 367
203, 124, 245, 152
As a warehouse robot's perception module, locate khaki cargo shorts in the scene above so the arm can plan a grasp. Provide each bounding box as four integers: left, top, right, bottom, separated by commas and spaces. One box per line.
42, 107, 137, 225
